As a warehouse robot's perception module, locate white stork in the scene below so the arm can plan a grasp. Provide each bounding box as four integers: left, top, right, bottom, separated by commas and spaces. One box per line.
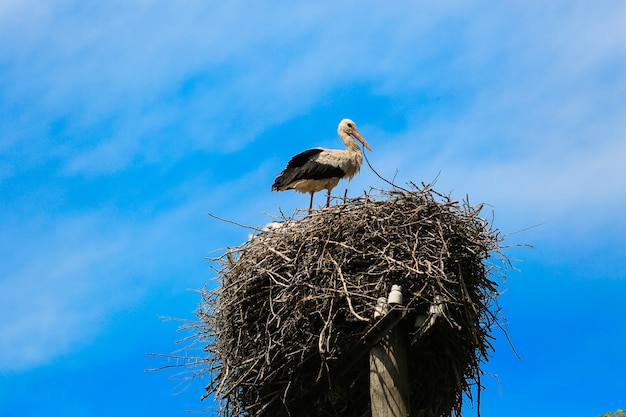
272, 118, 372, 213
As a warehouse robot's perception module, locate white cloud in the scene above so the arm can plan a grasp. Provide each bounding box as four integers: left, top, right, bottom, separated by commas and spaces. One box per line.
355, 1, 626, 234
0, 214, 123, 370
0, 1, 499, 174
0, 196, 212, 371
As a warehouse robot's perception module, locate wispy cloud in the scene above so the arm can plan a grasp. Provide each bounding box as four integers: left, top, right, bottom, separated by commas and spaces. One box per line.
361, 1, 626, 233
0, 1, 496, 175
0, 194, 211, 371
0, 213, 124, 370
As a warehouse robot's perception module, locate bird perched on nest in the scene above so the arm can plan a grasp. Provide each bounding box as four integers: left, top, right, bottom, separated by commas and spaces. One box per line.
272, 119, 373, 213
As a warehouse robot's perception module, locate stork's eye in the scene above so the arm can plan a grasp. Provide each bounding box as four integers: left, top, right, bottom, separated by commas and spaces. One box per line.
347, 123, 354, 128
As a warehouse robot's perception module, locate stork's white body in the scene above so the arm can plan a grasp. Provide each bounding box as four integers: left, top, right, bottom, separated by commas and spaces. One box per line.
272, 119, 372, 212
283, 148, 363, 193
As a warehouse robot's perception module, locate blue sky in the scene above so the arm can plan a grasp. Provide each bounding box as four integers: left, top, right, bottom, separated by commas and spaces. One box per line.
1, 1, 625, 416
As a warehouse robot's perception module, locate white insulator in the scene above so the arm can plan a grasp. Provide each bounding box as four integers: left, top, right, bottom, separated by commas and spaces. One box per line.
387, 285, 403, 306
373, 297, 390, 319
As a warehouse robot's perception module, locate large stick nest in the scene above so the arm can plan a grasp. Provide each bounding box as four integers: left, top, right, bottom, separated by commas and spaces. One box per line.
194, 184, 507, 417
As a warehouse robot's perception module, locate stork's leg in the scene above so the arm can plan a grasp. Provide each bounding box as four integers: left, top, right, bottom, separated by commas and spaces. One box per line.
326, 189, 331, 208
308, 192, 315, 214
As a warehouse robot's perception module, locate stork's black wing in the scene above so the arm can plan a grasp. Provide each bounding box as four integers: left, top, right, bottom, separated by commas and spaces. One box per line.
272, 148, 345, 191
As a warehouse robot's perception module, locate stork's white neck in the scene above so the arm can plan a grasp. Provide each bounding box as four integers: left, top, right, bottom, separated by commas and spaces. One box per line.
339, 131, 362, 153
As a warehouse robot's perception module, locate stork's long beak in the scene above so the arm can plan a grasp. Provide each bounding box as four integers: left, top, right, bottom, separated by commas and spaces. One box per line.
352, 129, 373, 152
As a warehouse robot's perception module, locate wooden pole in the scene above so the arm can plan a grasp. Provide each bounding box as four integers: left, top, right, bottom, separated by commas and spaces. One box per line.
370, 294, 410, 417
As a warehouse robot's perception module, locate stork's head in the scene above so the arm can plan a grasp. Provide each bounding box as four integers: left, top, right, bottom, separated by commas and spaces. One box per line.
338, 118, 373, 152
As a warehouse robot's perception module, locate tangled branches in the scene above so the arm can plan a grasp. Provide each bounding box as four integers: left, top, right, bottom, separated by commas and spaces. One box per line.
189, 184, 507, 417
